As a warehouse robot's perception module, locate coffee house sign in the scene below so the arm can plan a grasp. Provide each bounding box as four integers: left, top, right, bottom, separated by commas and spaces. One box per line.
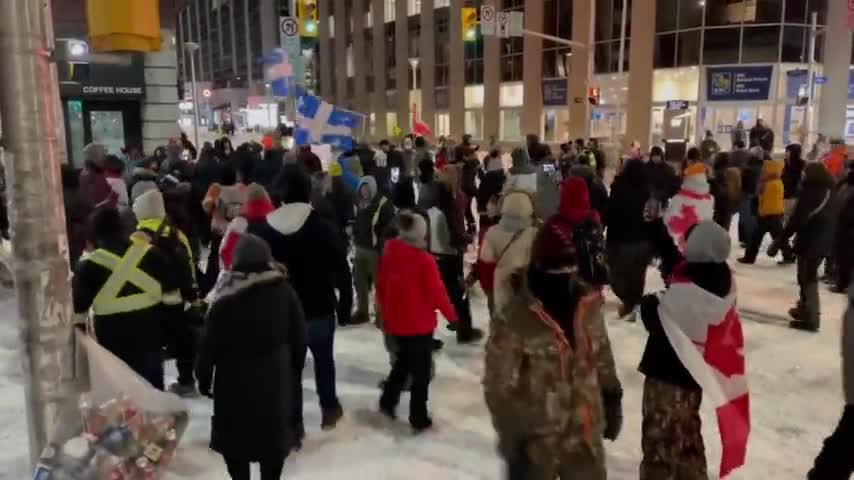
82, 85, 144, 95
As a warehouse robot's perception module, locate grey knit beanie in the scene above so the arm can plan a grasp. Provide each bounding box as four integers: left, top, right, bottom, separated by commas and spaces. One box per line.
232, 234, 273, 270
684, 221, 731, 263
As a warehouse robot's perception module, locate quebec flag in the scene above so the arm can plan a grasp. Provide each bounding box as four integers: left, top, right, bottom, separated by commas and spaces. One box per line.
294, 95, 362, 151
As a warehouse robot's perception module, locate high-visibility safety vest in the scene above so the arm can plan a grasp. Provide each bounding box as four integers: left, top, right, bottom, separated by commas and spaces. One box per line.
85, 243, 163, 316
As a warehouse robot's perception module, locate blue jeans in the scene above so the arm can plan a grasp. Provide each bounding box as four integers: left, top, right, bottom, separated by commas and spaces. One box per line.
294, 315, 340, 420
737, 197, 757, 245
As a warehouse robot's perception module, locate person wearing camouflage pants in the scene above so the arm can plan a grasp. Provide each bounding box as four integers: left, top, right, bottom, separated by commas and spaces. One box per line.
640, 377, 707, 480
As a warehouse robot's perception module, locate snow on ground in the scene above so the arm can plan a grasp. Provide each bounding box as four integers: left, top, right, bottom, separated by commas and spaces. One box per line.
0, 240, 847, 479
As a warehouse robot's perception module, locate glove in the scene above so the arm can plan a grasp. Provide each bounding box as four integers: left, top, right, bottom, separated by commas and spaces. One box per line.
602, 386, 623, 441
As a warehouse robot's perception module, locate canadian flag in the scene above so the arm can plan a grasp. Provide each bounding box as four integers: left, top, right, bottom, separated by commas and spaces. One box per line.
657, 268, 750, 478
664, 187, 714, 251
412, 104, 433, 137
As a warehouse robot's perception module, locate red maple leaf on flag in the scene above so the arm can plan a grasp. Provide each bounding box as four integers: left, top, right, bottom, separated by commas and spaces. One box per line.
703, 307, 746, 378
667, 204, 701, 250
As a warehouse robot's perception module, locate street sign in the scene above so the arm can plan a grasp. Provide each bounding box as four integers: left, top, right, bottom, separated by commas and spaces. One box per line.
280, 17, 304, 87
481, 5, 496, 36
815, 75, 828, 85
497, 11, 510, 38
509, 11, 524, 37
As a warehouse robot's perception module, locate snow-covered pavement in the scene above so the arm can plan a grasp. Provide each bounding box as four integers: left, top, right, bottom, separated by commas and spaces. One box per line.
0, 250, 847, 479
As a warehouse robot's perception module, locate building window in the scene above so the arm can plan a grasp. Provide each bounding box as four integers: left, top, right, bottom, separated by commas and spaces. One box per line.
654, 33, 677, 68
784, 0, 807, 23
678, 0, 704, 29
781, 26, 806, 63
751, 0, 783, 23
706, 0, 748, 26
657, 0, 679, 32
676, 30, 701, 66
741, 25, 780, 63
703, 27, 741, 64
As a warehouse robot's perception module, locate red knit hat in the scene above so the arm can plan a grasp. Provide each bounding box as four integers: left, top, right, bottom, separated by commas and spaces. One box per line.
532, 217, 577, 271
558, 177, 590, 225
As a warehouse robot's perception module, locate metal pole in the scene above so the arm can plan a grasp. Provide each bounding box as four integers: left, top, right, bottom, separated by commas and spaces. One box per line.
805, 11, 817, 147
0, 0, 75, 466
189, 47, 201, 151
612, 0, 628, 146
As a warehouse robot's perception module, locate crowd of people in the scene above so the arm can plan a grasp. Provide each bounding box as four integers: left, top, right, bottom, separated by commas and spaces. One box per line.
64, 122, 853, 479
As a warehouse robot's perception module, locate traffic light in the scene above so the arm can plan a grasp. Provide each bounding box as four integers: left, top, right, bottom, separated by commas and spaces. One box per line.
87, 0, 161, 52
299, 0, 318, 38
588, 86, 601, 105
462, 8, 477, 42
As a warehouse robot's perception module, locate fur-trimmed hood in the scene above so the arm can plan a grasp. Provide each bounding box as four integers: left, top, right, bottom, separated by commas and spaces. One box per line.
208, 265, 287, 304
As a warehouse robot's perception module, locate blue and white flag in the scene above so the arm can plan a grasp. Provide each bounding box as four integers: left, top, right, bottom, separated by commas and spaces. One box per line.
295, 95, 363, 151
261, 49, 292, 97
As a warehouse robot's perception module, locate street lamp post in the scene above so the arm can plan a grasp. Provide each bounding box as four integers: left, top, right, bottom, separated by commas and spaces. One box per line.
409, 58, 419, 130
184, 41, 201, 152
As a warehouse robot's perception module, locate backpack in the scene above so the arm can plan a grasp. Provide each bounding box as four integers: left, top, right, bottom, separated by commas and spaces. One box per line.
150, 218, 193, 295
572, 215, 609, 287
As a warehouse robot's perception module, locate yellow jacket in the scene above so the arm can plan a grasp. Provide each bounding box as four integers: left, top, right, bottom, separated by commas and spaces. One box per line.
758, 160, 785, 217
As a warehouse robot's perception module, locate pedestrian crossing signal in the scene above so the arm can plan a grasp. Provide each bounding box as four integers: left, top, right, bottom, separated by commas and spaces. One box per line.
299, 0, 318, 38
462, 8, 477, 42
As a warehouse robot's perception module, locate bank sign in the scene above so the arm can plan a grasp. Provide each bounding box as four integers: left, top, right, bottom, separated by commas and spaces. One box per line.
706, 66, 773, 102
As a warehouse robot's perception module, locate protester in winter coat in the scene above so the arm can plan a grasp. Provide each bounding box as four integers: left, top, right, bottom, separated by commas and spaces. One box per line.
103, 154, 130, 210
459, 146, 482, 232
749, 119, 774, 153
484, 216, 622, 480
646, 146, 681, 205
504, 147, 537, 194
533, 156, 561, 220
730, 120, 746, 148
739, 159, 793, 263
782, 144, 805, 215
217, 184, 276, 274
639, 221, 746, 480
248, 168, 352, 429
62, 164, 92, 267
80, 143, 118, 209
700, 130, 720, 164
729, 139, 751, 169
325, 162, 357, 240
710, 152, 741, 231
571, 163, 609, 223
352, 176, 396, 325
776, 163, 836, 332
833, 170, 854, 293
664, 163, 715, 252
606, 159, 654, 318
196, 234, 307, 479
479, 191, 537, 317
377, 212, 456, 432
807, 288, 854, 480
72, 207, 174, 389
203, 166, 248, 284
417, 159, 440, 211
428, 165, 482, 343
255, 147, 284, 194
737, 149, 764, 245
297, 145, 322, 174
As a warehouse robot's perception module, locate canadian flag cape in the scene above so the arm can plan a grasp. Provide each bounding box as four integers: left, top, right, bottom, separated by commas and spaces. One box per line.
657, 268, 750, 478
664, 172, 714, 252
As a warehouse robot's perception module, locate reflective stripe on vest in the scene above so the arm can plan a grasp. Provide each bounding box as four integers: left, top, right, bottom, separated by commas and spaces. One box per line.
86, 244, 163, 316
371, 197, 388, 247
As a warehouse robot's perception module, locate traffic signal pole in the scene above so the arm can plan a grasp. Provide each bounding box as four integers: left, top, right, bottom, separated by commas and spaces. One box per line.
0, 0, 76, 467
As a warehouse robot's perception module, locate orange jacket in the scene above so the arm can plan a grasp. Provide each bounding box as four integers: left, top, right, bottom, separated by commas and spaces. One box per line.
823, 146, 848, 179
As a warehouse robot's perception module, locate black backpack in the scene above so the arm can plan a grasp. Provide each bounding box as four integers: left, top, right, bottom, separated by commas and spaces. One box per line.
572, 215, 609, 287
149, 218, 194, 297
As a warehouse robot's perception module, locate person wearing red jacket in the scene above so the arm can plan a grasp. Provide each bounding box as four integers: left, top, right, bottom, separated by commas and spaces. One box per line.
377, 211, 457, 432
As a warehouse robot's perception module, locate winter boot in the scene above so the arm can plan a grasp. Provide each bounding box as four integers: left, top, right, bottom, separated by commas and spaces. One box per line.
789, 305, 803, 320
789, 320, 819, 333
379, 401, 398, 420
736, 257, 755, 265
457, 327, 484, 345
294, 422, 306, 451
410, 415, 434, 434
349, 310, 370, 326
321, 405, 344, 430
168, 382, 198, 398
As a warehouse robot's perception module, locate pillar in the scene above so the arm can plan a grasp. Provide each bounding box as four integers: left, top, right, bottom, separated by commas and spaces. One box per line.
372, 0, 388, 138
818, 1, 853, 140
449, 0, 465, 138
522, 0, 543, 137
482, 0, 500, 143
318, 0, 333, 101
260, 0, 277, 55
626, 0, 655, 150
143, 29, 181, 153
229, 0, 238, 76
194, 0, 205, 79
420, 0, 436, 138
395, 0, 410, 133
335, 0, 348, 106
243, 0, 254, 89
568, 0, 594, 140
352, 0, 368, 114
204, 0, 215, 79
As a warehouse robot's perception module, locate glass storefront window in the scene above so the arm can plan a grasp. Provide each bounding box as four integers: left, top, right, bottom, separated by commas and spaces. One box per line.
742, 26, 780, 63
500, 109, 522, 142
89, 110, 125, 155
706, 0, 746, 26
678, 0, 704, 29
703, 28, 741, 65
465, 111, 482, 140
435, 113, 450, 137
655, 34, 677, 68
66, 101, 85, 168
676, 30, 701, 66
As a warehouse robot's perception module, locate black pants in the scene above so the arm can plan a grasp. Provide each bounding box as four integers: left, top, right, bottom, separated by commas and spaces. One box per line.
607, 241, 652, 313
435, 253, 475, 339
203, 233, 223, 296
224, 456, 286, 480
379, 334, 433, 424
797, 255, 822, 328
744, 215, 792, 261
809, 405, 854, 480
163, 304, 197, 387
